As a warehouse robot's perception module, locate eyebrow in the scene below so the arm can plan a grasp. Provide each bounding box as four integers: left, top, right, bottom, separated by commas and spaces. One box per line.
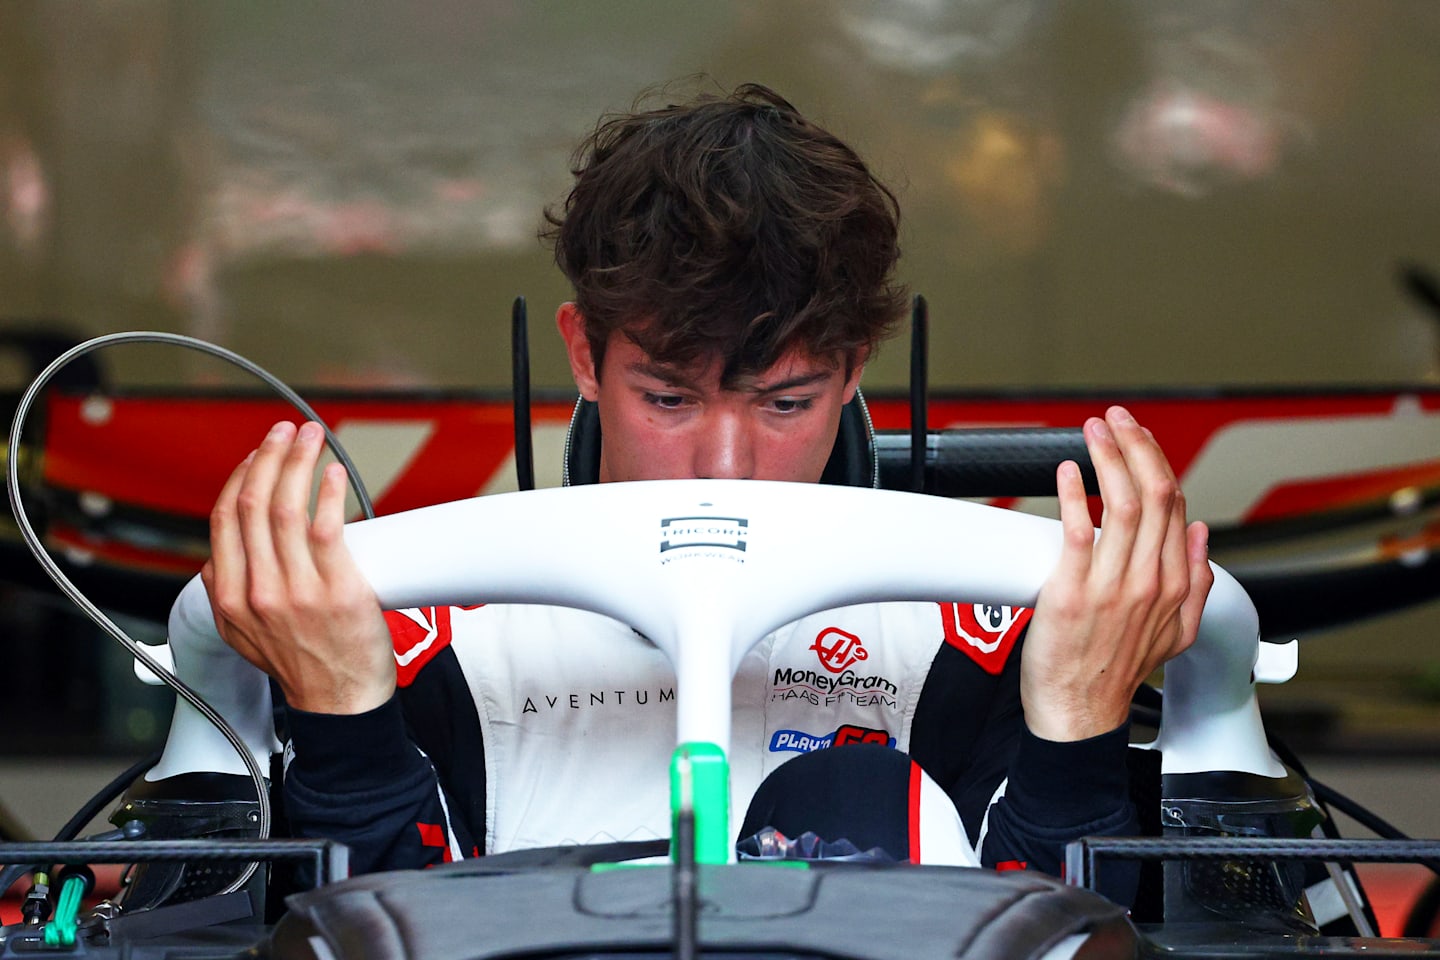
627, 362, 833, 394
741, 370, 833, 394
627, 361, 698, 389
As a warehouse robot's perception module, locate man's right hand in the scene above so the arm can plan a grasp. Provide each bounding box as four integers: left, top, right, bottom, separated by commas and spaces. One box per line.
201, 420, 396, 715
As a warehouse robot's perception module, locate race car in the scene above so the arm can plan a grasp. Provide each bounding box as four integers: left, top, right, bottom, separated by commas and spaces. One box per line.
2, 317, 1438, 958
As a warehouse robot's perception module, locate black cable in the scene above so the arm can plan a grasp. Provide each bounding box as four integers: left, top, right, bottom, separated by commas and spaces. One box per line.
1308, 781, 1440, 879
0, 864, 30, 898
1128, 704, 1162, 730
672, 808, 697, 960
52, 750, 162, 844
1268, 728, 1440, 879
1263, 726, 1311, 780
0, 750, 160, 902
1310, 780, 1411, 842
1403, 875, 1440, 938
908, 294, 928, 495
511, 296, 535, 492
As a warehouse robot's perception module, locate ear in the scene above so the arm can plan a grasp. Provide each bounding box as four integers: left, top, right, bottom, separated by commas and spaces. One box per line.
841, 346, 870, 404
556, 302, 600, 401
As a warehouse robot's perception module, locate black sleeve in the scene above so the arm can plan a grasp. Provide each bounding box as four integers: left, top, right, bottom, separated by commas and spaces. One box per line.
283, 694, 479, 877
909, 639, 1025, 843
979, 724, 1139, 904
396, 644, 489, 851
909, 631, 1139, 904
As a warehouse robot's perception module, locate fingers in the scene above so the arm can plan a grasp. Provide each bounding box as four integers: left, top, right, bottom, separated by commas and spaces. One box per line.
218, 419, 338, 624
207, 449, 255, 615
1088, 407, 1192, 589
1098, 407, 1200, 656
309, 461, 353, 582
1110, 407, 1194, 637
1177, 520, 1214, 651
1084, 407, 1197, 640
270, 421, 328, 582
1104, 407, 1179, 575
1050, 459, 1094, 590
1084, 414, 1139, 581
208, 448, 255, 581
1157, 474, 1192, 605
234, 421, 298, 593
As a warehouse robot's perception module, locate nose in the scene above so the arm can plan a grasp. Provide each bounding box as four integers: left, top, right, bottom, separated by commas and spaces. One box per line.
693, 410, 755, 480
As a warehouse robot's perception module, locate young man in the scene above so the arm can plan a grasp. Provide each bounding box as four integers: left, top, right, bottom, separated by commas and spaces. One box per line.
203, 84, 1210, 890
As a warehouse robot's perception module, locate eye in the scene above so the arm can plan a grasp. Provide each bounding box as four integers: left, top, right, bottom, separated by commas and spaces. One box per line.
768, 396, 816, 414
643, 392, 688, 410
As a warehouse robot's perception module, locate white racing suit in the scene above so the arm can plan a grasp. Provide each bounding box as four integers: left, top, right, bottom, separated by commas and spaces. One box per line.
283, 597, 1139, 899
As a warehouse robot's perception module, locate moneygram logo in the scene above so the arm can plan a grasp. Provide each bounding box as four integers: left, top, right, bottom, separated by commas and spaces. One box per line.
770, 666, 899, 711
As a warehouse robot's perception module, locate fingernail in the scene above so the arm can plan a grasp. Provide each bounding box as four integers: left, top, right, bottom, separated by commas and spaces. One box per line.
299, 421, 322, 442
1090, 419, 1112, 441
1112, 406, 1134, 423
267, 422, 287, 439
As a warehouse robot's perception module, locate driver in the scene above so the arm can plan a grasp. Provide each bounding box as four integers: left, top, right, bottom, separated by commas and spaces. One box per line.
202, 83, 1211, 896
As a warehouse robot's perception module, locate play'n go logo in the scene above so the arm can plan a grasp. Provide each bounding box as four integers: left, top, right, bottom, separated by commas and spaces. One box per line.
809, 627, 869, 674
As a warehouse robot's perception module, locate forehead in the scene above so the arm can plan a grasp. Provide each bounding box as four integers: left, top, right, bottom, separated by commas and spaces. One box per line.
604, 332, 843, 388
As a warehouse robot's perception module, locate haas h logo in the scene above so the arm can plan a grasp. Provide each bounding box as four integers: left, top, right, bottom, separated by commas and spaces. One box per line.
939, 603, 1031, 676
810, 627, 869, 674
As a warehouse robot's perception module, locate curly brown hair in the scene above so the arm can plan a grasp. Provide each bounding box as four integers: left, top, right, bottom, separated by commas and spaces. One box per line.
543, 82, 906, 382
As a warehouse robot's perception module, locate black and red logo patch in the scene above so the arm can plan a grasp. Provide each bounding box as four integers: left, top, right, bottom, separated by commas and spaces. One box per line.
832, 724, 893, 747
937, 603, 1031, 675
386, 605, 481, 687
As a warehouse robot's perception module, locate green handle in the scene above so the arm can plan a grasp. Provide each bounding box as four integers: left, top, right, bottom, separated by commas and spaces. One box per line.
43, 875, 85, 947
670, 742, 730, 864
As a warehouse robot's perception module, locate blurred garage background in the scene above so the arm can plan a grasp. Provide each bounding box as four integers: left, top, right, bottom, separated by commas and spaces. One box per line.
0, 0, 1436, 899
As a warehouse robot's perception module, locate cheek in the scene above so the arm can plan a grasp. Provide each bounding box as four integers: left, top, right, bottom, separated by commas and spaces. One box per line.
760, 419, 841, 482
599, 406, 684, 480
